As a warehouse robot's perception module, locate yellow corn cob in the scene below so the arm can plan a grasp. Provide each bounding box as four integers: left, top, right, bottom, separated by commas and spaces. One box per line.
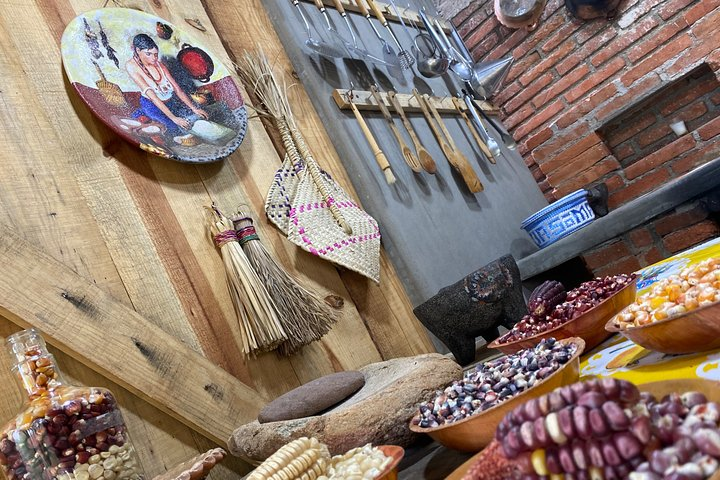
248, 437, 331, 480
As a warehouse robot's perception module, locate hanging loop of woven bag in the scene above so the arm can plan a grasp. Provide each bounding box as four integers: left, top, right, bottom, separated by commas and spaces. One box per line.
285, 122, 353, 236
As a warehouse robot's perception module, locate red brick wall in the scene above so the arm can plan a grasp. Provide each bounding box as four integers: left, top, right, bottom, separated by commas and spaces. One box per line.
452, 0, 720, 274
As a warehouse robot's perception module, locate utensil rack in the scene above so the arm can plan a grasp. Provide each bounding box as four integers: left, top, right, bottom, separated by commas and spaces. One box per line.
298, 0, 452, 32
332, 89, 499, 115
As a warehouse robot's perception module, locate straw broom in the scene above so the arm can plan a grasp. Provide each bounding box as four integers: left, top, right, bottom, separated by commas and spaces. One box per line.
207, 205, 287, 356
231, 210, 337, 355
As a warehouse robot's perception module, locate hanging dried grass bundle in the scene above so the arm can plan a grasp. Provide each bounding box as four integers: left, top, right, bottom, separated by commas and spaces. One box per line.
231, 210, 337, 355
207, 205, 287, 356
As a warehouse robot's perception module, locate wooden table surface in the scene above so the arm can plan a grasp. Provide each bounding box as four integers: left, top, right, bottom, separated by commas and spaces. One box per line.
0, 0, 434, 477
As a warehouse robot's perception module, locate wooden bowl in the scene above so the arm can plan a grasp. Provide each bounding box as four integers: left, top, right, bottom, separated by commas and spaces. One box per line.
376, 445, 405, 480
605, 299, 720, 354
447, 378, 720, 480
488, 281, 636, 355
408, 338, 585, 452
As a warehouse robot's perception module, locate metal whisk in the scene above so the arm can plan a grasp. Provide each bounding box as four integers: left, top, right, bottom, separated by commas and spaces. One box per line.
366, 0, 414, 69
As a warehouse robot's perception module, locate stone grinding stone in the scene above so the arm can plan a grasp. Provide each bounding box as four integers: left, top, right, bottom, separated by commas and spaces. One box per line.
228, 354, 462, 463
258, 371, 365, 423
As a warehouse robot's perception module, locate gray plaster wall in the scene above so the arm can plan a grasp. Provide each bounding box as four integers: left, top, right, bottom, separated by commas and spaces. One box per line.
262, 0, 548, 307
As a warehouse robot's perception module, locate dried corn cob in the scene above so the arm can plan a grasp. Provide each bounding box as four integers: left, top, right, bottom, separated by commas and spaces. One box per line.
248, 437, 330, 480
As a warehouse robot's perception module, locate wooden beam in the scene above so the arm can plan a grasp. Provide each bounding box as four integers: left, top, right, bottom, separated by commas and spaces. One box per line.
0, 226, 264, 446
298, 0, 452, 31
332, 88, 498, 114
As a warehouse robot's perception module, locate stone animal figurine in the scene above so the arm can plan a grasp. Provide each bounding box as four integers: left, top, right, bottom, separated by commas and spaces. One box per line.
565, 0, 623, 19
413, 254, 527, 365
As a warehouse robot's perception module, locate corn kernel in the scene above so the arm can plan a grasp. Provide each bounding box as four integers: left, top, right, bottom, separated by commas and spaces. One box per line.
531, 449, 548, 476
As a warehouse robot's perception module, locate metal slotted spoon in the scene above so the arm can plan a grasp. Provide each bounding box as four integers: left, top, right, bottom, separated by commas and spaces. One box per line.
366, 0, 414, 69
291, 0, 347, 58
330, 0, 396, 66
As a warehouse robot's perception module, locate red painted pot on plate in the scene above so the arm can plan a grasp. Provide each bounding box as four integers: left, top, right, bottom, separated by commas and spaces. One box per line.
177, 43, 214, 82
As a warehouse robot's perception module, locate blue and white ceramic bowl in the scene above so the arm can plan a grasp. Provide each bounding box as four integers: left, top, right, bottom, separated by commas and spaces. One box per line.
521, 190, 595, 249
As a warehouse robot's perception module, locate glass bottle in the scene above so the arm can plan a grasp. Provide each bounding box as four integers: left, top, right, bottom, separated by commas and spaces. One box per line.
0, 329, 145, 480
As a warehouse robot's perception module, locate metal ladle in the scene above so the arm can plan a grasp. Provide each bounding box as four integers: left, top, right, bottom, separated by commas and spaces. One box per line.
415, 33, 449, 78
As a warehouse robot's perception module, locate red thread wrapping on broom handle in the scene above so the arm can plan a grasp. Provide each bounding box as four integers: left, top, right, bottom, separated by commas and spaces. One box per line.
213, 230, 238, 248
288, 124, 353, 236
236, 225, 260, 246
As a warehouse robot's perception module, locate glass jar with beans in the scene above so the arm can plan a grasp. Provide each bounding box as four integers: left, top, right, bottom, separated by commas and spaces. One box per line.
0, 329, 145, 480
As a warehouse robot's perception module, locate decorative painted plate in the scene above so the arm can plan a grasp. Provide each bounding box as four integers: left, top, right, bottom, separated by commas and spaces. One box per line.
61, 8, 247, 163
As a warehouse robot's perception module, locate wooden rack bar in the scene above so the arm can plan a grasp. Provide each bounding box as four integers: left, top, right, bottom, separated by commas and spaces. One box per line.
299, 0, 452, 32
332, 88, 499, 115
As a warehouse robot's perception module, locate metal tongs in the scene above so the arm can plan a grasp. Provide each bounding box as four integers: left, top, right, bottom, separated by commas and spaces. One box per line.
462, 90, 502, 158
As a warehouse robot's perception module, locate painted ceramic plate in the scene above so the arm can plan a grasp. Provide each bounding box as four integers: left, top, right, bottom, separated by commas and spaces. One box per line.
61, 8, 247, 163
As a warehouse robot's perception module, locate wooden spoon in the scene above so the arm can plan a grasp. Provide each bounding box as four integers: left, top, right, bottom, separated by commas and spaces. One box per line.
413, 90, 483, 193
369, 85, 422, 173
452, 96, 495, 164
387, 90, 437, 173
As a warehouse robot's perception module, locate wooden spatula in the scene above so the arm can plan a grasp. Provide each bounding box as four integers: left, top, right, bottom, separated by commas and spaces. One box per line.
413, 90, 483, 193
369, 85, 422, 173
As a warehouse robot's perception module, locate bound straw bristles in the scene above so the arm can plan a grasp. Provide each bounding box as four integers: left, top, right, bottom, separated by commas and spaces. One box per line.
232, 210, 337, 355
207, 205, 287, 356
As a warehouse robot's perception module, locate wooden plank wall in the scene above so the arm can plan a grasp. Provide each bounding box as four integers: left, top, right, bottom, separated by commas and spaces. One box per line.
0, 0, 434, 477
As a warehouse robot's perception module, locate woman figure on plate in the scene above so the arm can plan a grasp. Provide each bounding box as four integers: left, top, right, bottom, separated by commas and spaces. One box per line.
126, 33, 207, 139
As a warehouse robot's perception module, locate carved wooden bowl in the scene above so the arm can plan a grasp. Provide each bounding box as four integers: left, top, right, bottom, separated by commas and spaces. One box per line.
605, 299, 720, 354
408, 338, 585, 453
489, 281, 636, 355
376, 445, 405, 480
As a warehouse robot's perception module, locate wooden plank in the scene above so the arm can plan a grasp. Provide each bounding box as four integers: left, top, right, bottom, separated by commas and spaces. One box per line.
0, 226, 265, 445
297, 0, 452, 31
332, 88, 498, 114
203, 0, 436, 358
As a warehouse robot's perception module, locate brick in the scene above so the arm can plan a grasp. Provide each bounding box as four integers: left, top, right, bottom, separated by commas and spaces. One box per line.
637, 123, 672, 148
543, 142, 612, 182
663, 220, 720, 253
537, 131, 602, 170
554, 83, 619, 130
591, 17, 659, 67
583, 240, 633, 269
676, 102, 709, 123
605, 174, 625, 192
453, 3, 485, 27
564, 57, 625, 103
539, 178, 551, 192
640, 246, 666, 266
541, 21, 583, 54
593, 256, 643, 277
491, 28, 531, 61
608, 168, 671, 208
615, 143, 636, 161
514, 99, 565, 140
659, 78, 719, 116
533, 64, 590, 108
525, 127, 553, 151
595, 75, 662, 122
629, 228, 654, 248
666, 42, 720, 79
544, 191, 557, 202
627, 19, 688, 63
694, 7, 720, 40
684, 1, 720, 26
607, 112, 656, 147
620, 34, 693, 87
654, 203, 709, 236
556, 27, 618, 76
625, 135, 696, 180
712, 92, 720, 106
495, 80, 523, 108
506, 52, 541, 84
519, 41, 576, 87
465, 17, 499, 51
671, 139, 720, 174
505, 72, 554, 114
531, 164, 545, 181
532, 123, 590, 162
470, 32, 499, 60
698, 115, 720, 140
575, 22, 607, 44
617, 0, 663, 29
552, 156, 621, 197
512, 14, 566, 58
659, 0, 696, 19
458, 8, 492, 37
505, 103, 535, 130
